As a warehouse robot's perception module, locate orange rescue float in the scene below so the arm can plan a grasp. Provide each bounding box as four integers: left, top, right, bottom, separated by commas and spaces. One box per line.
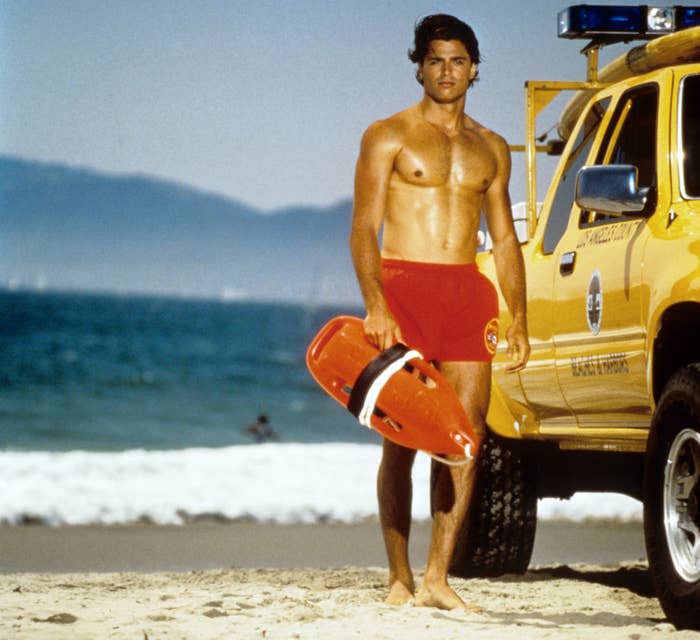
306, 316, 479, 461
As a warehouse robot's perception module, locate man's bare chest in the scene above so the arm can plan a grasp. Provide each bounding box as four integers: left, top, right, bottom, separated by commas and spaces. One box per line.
392, 128, 496, 191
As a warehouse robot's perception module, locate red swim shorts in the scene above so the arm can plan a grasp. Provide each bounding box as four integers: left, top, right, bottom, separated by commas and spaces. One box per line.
380, 258, 500, 362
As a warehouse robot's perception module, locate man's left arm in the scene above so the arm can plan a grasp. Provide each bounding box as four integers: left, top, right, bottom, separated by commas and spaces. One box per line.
482, 134, 530, 373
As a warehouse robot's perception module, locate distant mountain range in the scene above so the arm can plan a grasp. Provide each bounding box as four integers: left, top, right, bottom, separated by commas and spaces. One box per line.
0, 155, 360, 303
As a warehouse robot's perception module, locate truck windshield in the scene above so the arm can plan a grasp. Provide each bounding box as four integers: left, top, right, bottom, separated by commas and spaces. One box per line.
542, 97, 610, 254
681, 74, 700, 198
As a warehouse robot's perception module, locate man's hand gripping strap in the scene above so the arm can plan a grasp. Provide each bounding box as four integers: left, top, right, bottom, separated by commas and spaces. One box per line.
346, 343, 423, 428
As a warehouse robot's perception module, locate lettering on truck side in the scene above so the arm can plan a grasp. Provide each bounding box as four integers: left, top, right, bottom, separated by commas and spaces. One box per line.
570, 353, 630, 377
575, 220, 643, 249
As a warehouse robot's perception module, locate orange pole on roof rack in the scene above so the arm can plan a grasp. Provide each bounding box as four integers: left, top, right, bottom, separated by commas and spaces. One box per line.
522, 78, 607, 237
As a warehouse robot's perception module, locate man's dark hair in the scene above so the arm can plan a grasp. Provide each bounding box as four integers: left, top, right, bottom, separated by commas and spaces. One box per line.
408, 14, 481, 86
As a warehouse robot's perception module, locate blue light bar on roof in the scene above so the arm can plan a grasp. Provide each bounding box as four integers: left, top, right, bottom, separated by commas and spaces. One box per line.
558, 5, 643, 37
680, 7, 700, 28
558, 5, 700, 39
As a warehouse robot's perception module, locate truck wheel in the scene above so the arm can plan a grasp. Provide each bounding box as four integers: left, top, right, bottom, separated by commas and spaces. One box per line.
432, 432, 537, 577
644, 364, 700, 630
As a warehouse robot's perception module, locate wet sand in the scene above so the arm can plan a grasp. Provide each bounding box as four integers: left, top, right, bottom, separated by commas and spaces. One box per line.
0, 519, 646, 572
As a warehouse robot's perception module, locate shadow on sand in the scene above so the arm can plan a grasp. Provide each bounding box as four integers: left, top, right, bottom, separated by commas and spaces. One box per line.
504, 562, 655, 598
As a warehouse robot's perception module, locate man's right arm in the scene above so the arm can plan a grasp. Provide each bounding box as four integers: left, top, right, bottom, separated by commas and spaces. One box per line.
349, 121, 403, 351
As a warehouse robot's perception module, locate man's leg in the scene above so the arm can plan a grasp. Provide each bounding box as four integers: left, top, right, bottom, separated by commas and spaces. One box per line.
377, 438, 417, 604
416, 360, 491, 610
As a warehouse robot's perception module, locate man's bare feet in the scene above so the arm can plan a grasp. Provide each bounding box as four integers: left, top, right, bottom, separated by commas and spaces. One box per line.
415, 581, 481, 612
385, 579, 415, 606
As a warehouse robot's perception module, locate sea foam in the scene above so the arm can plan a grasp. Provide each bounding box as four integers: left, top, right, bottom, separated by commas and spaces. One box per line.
0, 443, 642, 526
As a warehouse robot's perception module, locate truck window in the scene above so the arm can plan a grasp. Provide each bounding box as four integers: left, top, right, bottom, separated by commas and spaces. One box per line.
542, 97, 610, 254
680, 74, 700, 198
583, 84, 659, 224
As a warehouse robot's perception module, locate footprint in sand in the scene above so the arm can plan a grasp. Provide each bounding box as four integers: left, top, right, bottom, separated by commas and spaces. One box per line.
32, 613, 77, 624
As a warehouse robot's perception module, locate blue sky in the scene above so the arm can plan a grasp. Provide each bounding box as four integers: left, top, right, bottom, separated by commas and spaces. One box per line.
1, 0, 644, 210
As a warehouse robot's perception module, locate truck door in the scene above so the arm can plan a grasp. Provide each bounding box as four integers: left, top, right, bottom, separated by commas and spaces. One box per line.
518, 98, 609, 430
551, 76, 670, 430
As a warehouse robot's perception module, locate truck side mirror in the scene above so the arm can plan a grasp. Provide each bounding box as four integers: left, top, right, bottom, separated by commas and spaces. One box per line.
575, 164, 650, 215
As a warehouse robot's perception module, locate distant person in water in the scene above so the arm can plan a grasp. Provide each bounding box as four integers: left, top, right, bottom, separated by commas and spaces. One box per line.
243, 414, 279, 443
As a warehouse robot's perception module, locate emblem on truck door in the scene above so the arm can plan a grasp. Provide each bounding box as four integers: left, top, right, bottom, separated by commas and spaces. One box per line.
586, 271, 603, 335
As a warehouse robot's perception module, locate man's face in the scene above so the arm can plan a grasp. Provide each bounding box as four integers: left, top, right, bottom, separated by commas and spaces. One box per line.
420, 39, 477, 104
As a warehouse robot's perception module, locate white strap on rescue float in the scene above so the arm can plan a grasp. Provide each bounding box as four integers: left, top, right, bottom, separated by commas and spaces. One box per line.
429, 448, 473, 466
357, 349, 422, 428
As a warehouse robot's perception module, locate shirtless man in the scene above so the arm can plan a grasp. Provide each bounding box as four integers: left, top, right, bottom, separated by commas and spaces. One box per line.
349, 14, 530, 611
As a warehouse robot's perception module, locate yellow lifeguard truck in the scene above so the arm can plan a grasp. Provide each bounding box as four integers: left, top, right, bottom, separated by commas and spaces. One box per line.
454, 5, 700, 629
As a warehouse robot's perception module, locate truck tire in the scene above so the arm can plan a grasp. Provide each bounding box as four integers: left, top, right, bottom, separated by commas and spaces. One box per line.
644, 363, 700, 630
432, 432, 538, 577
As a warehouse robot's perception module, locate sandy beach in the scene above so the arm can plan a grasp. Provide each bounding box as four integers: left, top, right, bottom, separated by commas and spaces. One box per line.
3, 519, 700, 639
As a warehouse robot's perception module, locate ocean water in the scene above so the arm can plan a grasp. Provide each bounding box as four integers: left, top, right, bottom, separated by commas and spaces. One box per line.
1, 290, 369, 450
1, 290, 642, 525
